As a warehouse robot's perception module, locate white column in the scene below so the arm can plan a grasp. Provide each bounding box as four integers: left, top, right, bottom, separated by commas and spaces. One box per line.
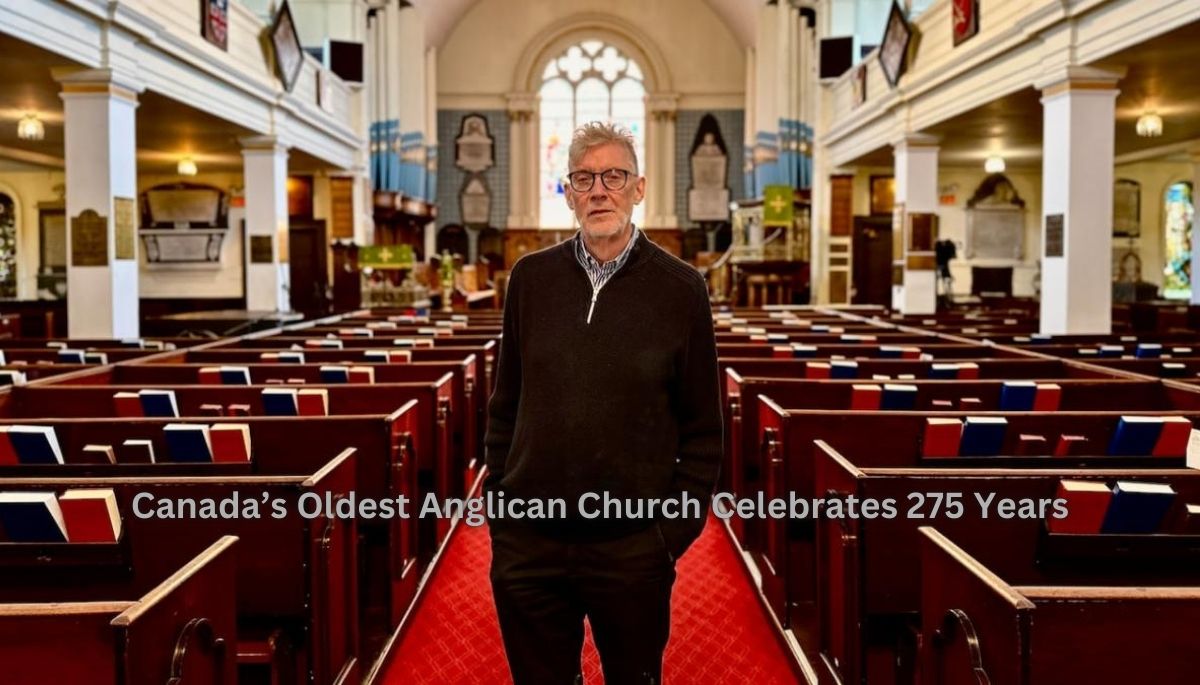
645, 93, 679, 228
1036, 67, 1120, 334
58, 69, 141, 338
1190, 150, 1200, 304
506, 93, 538, 228
892, 134, 939, 315
241, 136, 290, 312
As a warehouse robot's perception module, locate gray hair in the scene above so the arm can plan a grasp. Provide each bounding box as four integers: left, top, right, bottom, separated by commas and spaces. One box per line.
568, 121, 639, 175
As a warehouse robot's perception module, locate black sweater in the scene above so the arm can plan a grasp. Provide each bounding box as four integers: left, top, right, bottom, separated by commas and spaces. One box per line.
484, 234, 723, 557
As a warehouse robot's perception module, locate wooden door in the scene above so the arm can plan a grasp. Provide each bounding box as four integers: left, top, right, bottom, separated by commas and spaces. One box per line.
851, 216, 892, 306
288, 220, 329, 315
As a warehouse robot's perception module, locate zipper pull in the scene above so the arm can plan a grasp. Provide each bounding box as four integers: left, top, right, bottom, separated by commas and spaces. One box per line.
587, 287, 599, 324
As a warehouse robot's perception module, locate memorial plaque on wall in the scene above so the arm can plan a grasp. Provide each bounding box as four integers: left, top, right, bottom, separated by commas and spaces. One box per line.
688, 115, 731, 222
71, 209, 108, 266
460, 175, 491, 226
114, 197, 136, 260
250, 235, 274, 263
1045, 214, 1064, 258
329, 177, 354, 239
143, 184, 226, 228
1113, 179, 1140, 237
455, 115, 495, 173
907, 212, 937, 252
964, 175, 1025, 260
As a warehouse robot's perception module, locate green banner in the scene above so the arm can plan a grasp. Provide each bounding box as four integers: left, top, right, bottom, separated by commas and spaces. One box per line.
763, 185, 794, 227
359, 244, 415, 269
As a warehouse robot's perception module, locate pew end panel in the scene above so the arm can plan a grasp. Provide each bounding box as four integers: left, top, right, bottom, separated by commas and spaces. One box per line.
917, 527, 1031, 685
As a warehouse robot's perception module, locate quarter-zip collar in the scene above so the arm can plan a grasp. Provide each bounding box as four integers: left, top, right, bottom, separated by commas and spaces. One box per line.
572, 226, 641, 324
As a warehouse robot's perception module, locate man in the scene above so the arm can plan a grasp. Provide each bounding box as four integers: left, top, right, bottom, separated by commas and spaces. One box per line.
485, 121, 722, 684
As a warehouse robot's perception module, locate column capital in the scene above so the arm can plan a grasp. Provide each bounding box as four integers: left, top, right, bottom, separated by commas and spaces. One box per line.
239, 135, 288, 155
646, 92, 679, 115
1035, 65, 1124, 97
891, 133, 940, 152
53, 67, 142, 103
506, 92, 537, 121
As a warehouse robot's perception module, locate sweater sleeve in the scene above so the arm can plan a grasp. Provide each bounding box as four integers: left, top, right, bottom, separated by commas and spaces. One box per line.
484, 264, 522, 491
660, 280, 723, 558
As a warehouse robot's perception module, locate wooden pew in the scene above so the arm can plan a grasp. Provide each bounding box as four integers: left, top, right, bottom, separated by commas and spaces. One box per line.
4, 377, 473, 503
717, 343, 1030, 360
722, 374, 1199, 543
0, 536, 239, 685
755, 404, 1200, 634
215, 335, 499, 350
0, 349, 162, 364
918, 527, 1200, 685
0, 452, 359, 684
1072, 357, 1200, 379
43, 361, 480, 494
0, 411, 421, 660
812, 441, 1200, 685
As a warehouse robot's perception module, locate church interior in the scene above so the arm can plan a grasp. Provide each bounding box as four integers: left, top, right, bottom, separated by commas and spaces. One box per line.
1, 0, 1199, 683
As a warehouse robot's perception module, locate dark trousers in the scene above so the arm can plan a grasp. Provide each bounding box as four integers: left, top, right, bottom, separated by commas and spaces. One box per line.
489, 521, 677, 684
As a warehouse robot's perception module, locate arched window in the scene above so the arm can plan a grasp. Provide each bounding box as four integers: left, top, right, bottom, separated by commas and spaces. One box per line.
0, 193, 15, 298
539, 41, 645, 228
1162, 181, 1195, 299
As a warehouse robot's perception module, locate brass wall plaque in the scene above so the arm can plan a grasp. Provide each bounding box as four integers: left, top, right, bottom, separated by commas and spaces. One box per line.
906, 254, 936, 271
1045, 214, 1064, 258
114, 197, 136, 260
250, 235, 274, 264
71, 209, 109, 266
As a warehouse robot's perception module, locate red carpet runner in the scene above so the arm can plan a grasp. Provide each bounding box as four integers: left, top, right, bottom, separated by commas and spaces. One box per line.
381, 516, 800, 684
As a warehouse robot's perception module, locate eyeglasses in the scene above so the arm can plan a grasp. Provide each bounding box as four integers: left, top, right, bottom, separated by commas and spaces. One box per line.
566, 168, 634, 193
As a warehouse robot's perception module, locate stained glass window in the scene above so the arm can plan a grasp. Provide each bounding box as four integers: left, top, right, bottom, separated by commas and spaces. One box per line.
538, 42, 645, 228
0, 194, 15, 298
1162, 181, 1195, 299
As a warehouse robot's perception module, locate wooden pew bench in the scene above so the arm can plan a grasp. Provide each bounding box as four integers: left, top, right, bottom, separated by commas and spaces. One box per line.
812, 442, 1200, 685
0, 452, 358, 684
0, 411, 421, 657
42, 362, 480, 495
754, 405, 1200, 638
0, 536, 238, 685
918, 526, 1200, 685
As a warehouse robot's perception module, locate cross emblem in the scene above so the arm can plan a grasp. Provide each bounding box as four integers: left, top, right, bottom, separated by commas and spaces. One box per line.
379, 248, 393, 262
768, 195, 788, 214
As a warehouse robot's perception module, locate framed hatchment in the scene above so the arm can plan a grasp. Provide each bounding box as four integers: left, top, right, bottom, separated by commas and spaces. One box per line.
270, 0, 304, 93
878, 1, 912, 88
201, 0, 229, 51
1113, 178, 1140, 237
952, 0, 979, 47
853, 64, 867, 107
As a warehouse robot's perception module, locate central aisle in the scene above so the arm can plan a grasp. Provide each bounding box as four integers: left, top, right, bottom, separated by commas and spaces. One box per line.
382, 515, 801, 684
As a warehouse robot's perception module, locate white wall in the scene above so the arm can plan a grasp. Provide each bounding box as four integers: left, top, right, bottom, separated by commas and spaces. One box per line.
290, 0, 366, 47
437, 0, 745, 107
